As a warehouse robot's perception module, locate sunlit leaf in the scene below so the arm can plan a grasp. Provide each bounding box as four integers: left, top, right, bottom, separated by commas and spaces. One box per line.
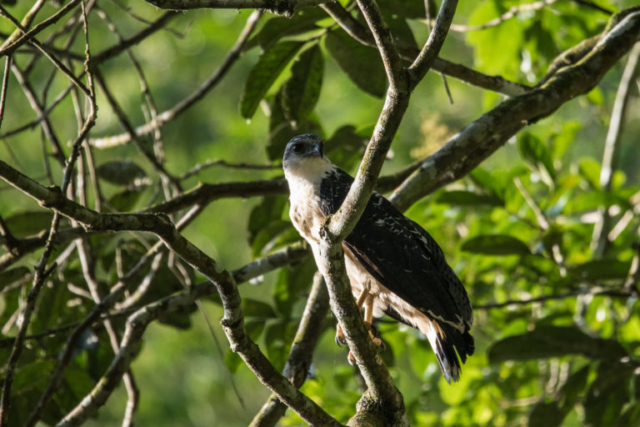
578, 157, 601, 190
518, 133, 556, 183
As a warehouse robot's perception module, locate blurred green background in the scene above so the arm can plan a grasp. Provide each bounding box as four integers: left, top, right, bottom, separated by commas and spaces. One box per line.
1, 0, 640, 426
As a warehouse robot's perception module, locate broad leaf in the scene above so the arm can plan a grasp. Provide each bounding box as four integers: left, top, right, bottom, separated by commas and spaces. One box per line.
274, 257, 316, 318
254, 8, 326, 51
585, 362, 634, 427
281, 45, 324, 122
325, 29, 386, 98
518, 133, 556, 183
488, 326, 627, 363
571, 260, 631, 281
96, 160, 147, 187
528, 401, 564, 427
267, 91, 324, 160
461, 235, 530, 256
243, 298, 277, 319
5, 211, 54, 237
240, 41, 305, 119
0, 266, 30, 289
435, 190, 503, 207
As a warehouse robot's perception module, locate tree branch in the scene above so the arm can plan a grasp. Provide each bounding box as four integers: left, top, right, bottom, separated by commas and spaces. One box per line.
321, 1, 530, 96
138, 0, 332, 15
0, 159, 343, 427
250, 272, 330, 427
390, 10, 640, 211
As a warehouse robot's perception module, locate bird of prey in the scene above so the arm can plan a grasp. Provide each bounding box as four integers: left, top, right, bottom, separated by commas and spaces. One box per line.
283, 134, 474, 383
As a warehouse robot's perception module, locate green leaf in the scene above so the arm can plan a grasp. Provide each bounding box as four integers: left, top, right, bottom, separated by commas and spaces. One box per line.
461, 235, 530, 256
469, 167, 506, 200
281, 45, 324, 122
0, 267, 30, 290
265, 320, 296, 371
570, 260, 631, 281
247, 196, 288, 246
377, 0, 426, 18
551, 120, 582, 160
243, 298, 277, 319
565, 191, 630, 214
274, 257, 316, 318
240, 41, 305, 119
107, 188, 145, 212
558, 365, 590, 415
528, 401, 564, 427
225, 350, 243, 374
517, 133, 556, 183
267, 91, 324, 161
488, 326, 627, 363
254, 8, 326, 51
578, 157, 601, 190
585, 362, 633, 426
96, 160, 147, 187
5, 211, 53, 237
435, 191, 503, 207
324, 125, 367, 172
382, 11, 418, 50
324, 29, 386, 98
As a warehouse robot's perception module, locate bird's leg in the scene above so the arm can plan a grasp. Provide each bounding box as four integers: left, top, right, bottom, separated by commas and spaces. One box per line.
346, 292, 386, 366
335, 288, 369, 347
363, 296, 385, 351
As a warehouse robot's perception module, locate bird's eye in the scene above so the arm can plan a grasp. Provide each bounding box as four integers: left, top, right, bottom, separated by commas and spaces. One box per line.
293, 144, 303, 153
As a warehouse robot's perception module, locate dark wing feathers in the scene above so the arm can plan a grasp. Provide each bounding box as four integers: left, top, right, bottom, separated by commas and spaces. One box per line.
319, 167, 474, 360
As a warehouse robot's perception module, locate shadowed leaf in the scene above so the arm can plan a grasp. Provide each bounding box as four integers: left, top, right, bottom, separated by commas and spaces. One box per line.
325, 29, 386, 98
488, 326, 627, 363
462, 235, 531, 255
282, 45, 324, 122
241, 41, 305, 119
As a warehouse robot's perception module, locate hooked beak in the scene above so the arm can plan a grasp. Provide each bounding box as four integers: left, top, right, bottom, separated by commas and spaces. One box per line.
313, 141, 323, 158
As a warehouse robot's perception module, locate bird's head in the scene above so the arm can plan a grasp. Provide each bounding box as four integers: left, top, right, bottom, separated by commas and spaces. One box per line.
283, 134, 330, 179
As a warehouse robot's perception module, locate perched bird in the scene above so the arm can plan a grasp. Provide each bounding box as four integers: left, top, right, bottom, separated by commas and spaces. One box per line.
283, 134, 474, 383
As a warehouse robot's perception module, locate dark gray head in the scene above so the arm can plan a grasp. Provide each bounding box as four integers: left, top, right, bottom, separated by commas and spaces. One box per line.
283, 134, 324, 166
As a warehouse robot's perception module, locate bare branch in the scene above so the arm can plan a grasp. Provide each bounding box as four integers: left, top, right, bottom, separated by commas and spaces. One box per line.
88, 10, 262, 148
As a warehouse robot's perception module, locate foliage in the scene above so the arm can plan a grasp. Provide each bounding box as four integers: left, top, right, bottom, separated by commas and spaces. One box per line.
0, 0, 639, 426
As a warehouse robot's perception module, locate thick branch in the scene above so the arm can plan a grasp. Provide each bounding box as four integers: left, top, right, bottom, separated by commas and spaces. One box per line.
390, 10, 640, 211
